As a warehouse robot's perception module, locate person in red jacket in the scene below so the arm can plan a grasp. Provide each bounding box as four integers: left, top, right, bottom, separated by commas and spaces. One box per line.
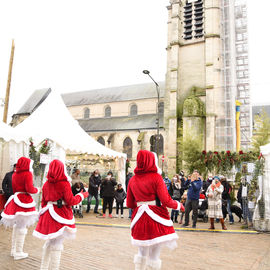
33, 159, 88, 270
1, 157, 39, 260
127, 150, 184, 270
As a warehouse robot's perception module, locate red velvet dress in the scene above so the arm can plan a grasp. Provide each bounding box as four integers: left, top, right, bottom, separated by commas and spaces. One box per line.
33, 160, 83, 240
127, 150, 180, 248
1, 157, 39, 228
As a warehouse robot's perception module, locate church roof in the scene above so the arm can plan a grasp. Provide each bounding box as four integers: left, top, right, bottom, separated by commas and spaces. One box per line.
78, 114, 164, 132
61, 82, 165, 107
16, 88, 51, 115
14, 82, 165, 116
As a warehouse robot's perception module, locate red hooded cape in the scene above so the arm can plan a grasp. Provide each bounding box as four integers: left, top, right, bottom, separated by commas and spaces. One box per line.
127, 150, 180, 247
33, 159, 84, 240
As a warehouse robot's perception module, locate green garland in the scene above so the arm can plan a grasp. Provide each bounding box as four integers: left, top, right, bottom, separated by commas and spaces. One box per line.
29, 138, 51, 176
199, 150, 260, 176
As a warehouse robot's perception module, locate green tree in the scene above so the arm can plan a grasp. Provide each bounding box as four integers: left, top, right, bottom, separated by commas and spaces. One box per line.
182, 135, 204, 175
252, 109, 270, 152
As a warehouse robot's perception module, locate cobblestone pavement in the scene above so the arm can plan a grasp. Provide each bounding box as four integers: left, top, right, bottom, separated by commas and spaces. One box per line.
0, 210, 270, 270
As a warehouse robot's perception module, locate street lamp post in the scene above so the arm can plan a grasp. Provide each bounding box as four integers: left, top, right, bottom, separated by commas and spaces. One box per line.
143, 70, 160, 160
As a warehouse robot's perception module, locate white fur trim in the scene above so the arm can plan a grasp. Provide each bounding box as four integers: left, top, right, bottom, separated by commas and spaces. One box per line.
1, 210, 39, 219
29, 160, 34, 173
1, 211, 38, 228
131, 233, 178, 247
39, 203, 75, 225
176, 201, 181, 211
76, 193, 84, 201
13, 192, 36, 208
4, 194, 14, 208
33, 226, 77, 240
152, 152, 162, 175
130, 204, 173, 229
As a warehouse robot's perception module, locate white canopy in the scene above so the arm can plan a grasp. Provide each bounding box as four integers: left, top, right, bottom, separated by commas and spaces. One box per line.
0, 121, 29, 144
0, 122, 28, 181
14, 91, 126, 159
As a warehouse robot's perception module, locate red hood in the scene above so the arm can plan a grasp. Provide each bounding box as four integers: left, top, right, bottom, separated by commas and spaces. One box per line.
16, 157, 31, 173
47, 159, 67, 183
134, 150, 161, 175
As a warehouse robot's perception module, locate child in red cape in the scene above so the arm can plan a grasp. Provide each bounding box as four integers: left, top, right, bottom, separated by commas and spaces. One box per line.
33, 159, 88, 270
1, 157, 39, 260
127, 150, 184, 270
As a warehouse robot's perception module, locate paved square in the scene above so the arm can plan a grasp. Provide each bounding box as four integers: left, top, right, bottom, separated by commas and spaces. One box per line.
0, 210, 269, 270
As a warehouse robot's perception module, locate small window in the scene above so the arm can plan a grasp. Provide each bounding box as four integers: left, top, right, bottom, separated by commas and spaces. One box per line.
123, 137, 133, 159
97, 136, 105, 146
150, 134, 164, 155
130, 104, 138, 116
104, 106, 111, 118
83, 108, 90, 119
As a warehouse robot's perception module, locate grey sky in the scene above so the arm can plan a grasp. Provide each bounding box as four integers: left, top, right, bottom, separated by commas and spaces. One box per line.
0, 0, 269, 121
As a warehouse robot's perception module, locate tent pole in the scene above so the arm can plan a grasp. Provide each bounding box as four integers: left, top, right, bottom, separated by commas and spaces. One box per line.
3, 39, 15, 123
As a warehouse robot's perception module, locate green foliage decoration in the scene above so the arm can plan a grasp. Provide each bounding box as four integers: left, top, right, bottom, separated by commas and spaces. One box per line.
29, 138, 51, 176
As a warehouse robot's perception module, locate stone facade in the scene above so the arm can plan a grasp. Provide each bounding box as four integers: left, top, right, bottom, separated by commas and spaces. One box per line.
165, 0, 228, 173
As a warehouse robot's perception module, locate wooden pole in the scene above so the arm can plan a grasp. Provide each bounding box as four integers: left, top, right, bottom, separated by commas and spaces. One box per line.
3, 39, 15, 123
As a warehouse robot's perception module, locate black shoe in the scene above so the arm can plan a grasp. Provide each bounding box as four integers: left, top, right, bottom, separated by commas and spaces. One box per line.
192, 224, 196, 229
181, 224, 188, 227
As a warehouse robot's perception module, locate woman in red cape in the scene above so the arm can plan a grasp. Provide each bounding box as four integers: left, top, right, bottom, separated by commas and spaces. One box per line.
127, 150, 184, 270
33, 160, 88, 270
1, 157, 39, 260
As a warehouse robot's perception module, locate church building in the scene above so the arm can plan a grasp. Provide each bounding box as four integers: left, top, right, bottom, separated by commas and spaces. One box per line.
11, 0, 251, 174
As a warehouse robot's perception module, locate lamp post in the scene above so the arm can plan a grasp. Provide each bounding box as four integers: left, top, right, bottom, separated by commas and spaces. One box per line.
143, 70, 160, 160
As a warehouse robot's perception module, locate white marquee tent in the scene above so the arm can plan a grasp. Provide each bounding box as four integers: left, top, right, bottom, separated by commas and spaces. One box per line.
253, 143, 270, 231
1, 91, 126, 186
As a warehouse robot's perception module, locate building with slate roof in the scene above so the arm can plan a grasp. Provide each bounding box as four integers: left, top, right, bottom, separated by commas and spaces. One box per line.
11, 82, 165, 169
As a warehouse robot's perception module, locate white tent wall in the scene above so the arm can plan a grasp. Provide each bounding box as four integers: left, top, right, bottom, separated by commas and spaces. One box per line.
0, 140, 28, 185
253, 143, 270, 231
13, 90, 127, 188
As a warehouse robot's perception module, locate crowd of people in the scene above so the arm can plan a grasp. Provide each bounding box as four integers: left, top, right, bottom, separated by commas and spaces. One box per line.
164, 170, 253, 230
0, 152, 254, 270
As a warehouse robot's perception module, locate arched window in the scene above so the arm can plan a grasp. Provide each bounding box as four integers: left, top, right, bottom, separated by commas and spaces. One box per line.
158, 102, 164, 114
97, 136, 105, 146
150, 134, 164, 155
123, 137, 133, 159
105, 106, 111, 118
83, 108, 90, 119
130, 104, 138, 116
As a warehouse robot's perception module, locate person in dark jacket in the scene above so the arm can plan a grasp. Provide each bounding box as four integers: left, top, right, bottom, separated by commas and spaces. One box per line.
114, 184, 126, 218
221, 177, 234, 224
71, 182, 85, 196
202, 175, 213, 195
125, 168, 133, 218
182, 170, 203, 228
2, 164, 16, 200
170, 175, 182, 223
86, 169, 102, 214
100, 171, 117, 218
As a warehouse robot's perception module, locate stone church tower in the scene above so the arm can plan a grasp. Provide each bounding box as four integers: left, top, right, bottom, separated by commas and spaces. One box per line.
164, 0, 228, 173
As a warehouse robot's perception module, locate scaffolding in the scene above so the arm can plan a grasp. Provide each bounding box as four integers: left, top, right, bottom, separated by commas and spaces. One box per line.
219, 0, 251, 151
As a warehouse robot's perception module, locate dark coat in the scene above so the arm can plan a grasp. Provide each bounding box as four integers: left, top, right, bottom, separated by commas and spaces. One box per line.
115, 188, 126, 203
88, 174, 101, 195
71, 182, 85, 196
2, 171, 14, 199
171, 182, 182, 200
100, 178, 117, 198
125, 173, 133, 191
222, 181, 232, 200
185, 179, 202, 200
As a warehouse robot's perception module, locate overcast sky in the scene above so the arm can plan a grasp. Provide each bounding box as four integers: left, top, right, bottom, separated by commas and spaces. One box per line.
0, 0, 269, 121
